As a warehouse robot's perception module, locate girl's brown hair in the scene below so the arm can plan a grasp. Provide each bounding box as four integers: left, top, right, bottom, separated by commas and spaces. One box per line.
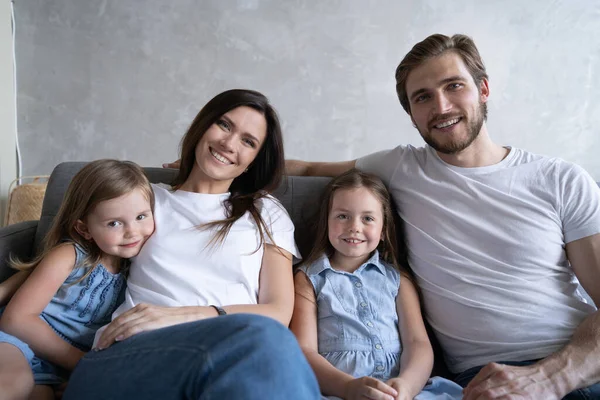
172, 89, 285, 250
301, 169, 411, 277
12, 159, 154, 275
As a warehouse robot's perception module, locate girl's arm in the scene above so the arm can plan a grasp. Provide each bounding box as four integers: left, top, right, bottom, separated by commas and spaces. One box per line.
386, 275, 434, 399
0, 244, 85, 370
96, 243, 296, 349
0, 270, 30, 306
289, 271, 398, 400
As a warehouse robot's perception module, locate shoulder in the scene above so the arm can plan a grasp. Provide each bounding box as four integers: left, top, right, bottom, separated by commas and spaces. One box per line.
257, 194, 292, 223
39, 242, 78, 272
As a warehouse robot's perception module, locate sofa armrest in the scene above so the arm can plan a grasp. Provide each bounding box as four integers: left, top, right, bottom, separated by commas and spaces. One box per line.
0, 221, 38, 283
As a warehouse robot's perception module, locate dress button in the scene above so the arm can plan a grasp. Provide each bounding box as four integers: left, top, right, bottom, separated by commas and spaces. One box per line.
376, 365, 384, 371
375, 344, 382, 350
360, 302, 367, 308
355, 282, 362, 288
366, 322, 374, 327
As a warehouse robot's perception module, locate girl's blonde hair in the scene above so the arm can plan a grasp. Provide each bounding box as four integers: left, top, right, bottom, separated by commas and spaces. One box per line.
12, 159, 154, 275
301, 169, 411, 278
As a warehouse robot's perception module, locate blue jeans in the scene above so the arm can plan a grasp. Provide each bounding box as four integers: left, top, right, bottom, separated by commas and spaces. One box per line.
63, 314, 320, 399
454, 360, 600, 400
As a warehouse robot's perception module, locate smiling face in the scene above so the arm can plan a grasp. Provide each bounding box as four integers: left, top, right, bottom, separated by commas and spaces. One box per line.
406, 51, 489, 155
187, 106, 267, 193
327, 187, 384, 271
76, 188, 155, 265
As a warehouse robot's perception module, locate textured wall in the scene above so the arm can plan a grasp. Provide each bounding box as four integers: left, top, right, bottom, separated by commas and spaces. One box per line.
14, 0, 600, 178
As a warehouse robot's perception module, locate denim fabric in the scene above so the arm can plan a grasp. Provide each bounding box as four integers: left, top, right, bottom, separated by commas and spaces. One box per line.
301, 252, 462, 399
454, 360, 600, 399
0, 242, 126, 385
42, 243, 126, 351
299, 251, 402, 381
63, 314, 320, 400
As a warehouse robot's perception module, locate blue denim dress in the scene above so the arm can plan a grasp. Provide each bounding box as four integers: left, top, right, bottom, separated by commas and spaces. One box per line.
300, 251, 463, 399
0, 242, 126, 385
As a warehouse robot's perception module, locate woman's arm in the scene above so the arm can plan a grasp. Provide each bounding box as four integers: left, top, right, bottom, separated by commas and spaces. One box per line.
386, 276, 434, 399
290, 272, 398, 400
0, 270, 30, 306
0, 244, 85, 370
97, 244, 296, 349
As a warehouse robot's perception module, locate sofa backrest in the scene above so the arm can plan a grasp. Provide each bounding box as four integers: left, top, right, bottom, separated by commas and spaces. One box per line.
34, 162, 331, 258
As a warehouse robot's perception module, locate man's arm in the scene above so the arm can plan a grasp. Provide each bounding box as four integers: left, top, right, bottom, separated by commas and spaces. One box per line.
463, 233, 600, 400
284, 159, 356, 177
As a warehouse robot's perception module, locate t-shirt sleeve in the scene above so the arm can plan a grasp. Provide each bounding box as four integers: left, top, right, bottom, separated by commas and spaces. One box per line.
261, 196, 301, 259
355, 146, 406, 186
559, 163, 600, 243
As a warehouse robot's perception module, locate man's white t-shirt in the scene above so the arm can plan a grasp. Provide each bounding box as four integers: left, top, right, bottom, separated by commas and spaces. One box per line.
357, 145, 600, 373
94, 184, 299, 346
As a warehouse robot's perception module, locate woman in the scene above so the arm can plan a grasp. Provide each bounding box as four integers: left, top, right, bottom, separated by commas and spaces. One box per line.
63, 89, 320, 400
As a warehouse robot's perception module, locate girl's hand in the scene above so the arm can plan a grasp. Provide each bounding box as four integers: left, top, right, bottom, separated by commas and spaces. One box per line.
96, 303, 212, 349
385, 377, 417, 400
344, 376, 398, 400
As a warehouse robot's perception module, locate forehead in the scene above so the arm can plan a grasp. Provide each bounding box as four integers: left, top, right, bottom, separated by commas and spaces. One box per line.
92, 189, 150, 217
405, 51, 474, 93
331, 187, 382, 212
222, 106, 267, 142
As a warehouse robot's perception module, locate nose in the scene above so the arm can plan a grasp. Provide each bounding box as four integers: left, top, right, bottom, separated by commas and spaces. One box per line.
219, 133, 235, 152
433, 92, 452, 115
348, 218, 361, 233
123, 224, 136, 238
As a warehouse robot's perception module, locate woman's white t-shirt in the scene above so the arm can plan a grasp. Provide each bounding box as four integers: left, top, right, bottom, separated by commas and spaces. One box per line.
115, 183, 299, 315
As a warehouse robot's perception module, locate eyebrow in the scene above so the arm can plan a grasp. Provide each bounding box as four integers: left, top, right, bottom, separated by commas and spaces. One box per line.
221, 115, 261, 144
409, 75, 467, 101
100, 208, 152, 222
331, 208, 377, 214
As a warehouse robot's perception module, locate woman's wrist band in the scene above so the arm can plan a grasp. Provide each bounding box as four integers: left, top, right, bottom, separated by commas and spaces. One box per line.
210, 305, 227, 316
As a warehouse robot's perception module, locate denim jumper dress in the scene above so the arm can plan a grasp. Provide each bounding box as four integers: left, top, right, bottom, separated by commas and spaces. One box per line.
299, 251, 463, 399
0, 242, 126, 385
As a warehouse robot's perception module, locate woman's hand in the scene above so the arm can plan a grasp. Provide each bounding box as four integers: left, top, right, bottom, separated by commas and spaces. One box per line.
96, 303, 213, 349
385, 377, 417, 400
344, 376, 398, 400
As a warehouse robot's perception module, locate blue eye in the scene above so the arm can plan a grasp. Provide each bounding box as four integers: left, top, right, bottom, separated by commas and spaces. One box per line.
364, 216, 375, 222
107, 221, 121, 228
216, 119, 231, 131
242, 138, 256, 148
415, 94, 430, 103
136, 214, 146, 221
336, 214, 348, 220
448, 83, 463, 90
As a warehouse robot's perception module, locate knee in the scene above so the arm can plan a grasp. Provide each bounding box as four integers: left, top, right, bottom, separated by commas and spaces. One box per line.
233, 314, 301, 356
0, 368, 34, 400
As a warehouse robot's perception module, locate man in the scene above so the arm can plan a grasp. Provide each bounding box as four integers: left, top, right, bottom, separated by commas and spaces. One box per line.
286, 34, 600, 399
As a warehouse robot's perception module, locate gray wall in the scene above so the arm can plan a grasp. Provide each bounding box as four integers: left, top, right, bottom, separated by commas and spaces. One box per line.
14, 0, 600, 179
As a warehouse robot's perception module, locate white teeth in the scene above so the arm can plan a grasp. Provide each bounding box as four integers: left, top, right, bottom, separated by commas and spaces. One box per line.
210, 148, 232, 164
344, 239, 363, 244
435, 118, 460, 129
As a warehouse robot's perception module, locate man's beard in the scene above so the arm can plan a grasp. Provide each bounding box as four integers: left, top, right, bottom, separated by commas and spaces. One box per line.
419, 102, 487, 155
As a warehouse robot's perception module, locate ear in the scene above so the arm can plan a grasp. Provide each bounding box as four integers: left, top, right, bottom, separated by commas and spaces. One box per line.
479, 78, 490, 104
74, 219, 93, 240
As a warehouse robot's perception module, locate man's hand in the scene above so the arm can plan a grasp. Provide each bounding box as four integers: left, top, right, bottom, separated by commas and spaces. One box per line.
162, 159, 180, 169
463, 362, 563, 400
344, 376, 398, 400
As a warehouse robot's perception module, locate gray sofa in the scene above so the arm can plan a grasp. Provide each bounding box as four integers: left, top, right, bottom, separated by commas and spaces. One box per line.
0, 162, 331, 283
